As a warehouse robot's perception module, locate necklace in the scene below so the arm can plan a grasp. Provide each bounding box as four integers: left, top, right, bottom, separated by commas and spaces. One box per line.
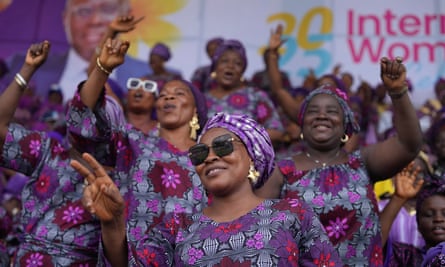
305, 150, 341, 167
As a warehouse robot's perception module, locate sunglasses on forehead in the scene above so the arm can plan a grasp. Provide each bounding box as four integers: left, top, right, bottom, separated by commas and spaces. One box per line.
126, 78, 158, 96
188, 134, 243, 166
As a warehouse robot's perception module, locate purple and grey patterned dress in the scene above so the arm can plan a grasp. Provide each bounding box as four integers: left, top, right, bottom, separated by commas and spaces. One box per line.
0, 123, 100, 266
205, 86, 284, 133
67, 93, 208, 242
99, 198, 343, 266
277, 150, 384, 267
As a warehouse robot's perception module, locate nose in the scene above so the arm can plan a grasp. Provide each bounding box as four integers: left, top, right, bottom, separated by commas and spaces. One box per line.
203, 147, 218, 163
315, 111, 327, 119
432, 213, 445, 223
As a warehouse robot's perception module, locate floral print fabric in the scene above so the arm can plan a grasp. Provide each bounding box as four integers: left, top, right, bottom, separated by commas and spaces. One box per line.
0, 123, 99, 266
205, 86, 284, 133
67, 93, 208, 242
100, 199, 343, 266
277, 150, 384, 267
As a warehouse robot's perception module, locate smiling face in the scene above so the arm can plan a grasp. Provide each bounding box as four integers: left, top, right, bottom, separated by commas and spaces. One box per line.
214, 50, 245, 89
417, 194, 445, 248
302, 94, 345, 147
155, 80, 196, 130
194, 128, 251, 197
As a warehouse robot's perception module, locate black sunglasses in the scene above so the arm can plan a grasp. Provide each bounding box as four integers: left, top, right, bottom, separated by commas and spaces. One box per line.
188, 134, 242, 166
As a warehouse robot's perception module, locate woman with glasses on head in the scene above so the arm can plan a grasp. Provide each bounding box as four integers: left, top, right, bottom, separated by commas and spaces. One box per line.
71, 112, 343, 266
67, 37, 209, 246
123, 77, 158, 134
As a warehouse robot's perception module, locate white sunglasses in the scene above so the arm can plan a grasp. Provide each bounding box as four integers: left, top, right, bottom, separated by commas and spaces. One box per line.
126, 78, 158, 96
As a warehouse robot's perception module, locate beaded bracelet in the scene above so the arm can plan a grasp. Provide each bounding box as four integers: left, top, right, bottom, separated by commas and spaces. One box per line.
14, 73, 28, 90
96, 57, 111, 75
388, 86, 408, 99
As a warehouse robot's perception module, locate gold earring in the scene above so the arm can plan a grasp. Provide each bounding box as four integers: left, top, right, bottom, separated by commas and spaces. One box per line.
247, 163, 260, 185
240, 76, 245, 82
189, 113, 200, 140
210, 72, 216, 79
300, 133, 304, 140
341, 134, 349, 143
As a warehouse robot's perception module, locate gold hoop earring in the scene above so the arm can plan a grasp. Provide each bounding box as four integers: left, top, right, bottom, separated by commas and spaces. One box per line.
247, 163, 260, 185
189, 113, 200, 140
300, 133, 304, 140
210, 72, 216, 79
341, 134, 349, 143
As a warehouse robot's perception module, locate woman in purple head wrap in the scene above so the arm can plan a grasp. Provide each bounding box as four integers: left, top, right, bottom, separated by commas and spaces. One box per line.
190, 36, 224, 92
205, 38, 286, 147
144, 42, 183, 90
259, 24, 424, 266
70, 112, 343, 266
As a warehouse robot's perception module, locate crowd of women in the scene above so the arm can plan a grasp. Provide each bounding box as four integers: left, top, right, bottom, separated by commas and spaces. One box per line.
1, 15, 445, 267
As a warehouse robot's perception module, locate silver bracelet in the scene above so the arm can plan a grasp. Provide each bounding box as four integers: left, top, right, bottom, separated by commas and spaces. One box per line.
14, 73, 28, 90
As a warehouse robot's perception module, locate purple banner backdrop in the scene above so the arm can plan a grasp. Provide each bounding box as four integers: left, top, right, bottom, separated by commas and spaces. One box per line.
0, 0, 68, 58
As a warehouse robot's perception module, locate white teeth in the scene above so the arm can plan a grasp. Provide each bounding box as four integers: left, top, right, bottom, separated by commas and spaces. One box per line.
208, 168, 223, 176
315, 125, 329, 130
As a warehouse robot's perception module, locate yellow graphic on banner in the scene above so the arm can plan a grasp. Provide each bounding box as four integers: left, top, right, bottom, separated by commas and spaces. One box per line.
122, 0, 188, 56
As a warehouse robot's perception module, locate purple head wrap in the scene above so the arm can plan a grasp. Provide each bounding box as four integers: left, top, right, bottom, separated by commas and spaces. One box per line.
211, 39, 247, 73
298, 84, 360, 137
150, 43, 171, 61
206, 37, 224, 49
160, 79, 208, 134
198, 112, 275, 189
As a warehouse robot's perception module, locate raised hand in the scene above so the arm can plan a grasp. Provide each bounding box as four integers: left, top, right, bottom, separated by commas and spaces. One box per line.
97, 38, 130, 72
109, 15, 144, 34
393, 161, 424, 200
380, 56, 407, 93
70, 153, 125, 223
25, 40, 50, 69
268, 24, 285, 51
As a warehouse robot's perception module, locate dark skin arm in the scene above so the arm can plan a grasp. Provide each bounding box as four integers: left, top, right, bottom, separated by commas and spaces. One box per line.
379, 162, 423, 245
0, 41, 50, 151
71, 153, 127, 267
267, 25, 302, 120
362, 57, 423, 180
81, 15, 143, 109
81, 38, 130, 109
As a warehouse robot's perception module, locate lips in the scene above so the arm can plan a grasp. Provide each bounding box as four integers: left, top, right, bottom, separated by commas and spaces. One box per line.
205, 164, 227, 177
162, 103, 176, 111
221, 71, 235, 81
312, 122, 332, 130
432, 226, 445, 235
